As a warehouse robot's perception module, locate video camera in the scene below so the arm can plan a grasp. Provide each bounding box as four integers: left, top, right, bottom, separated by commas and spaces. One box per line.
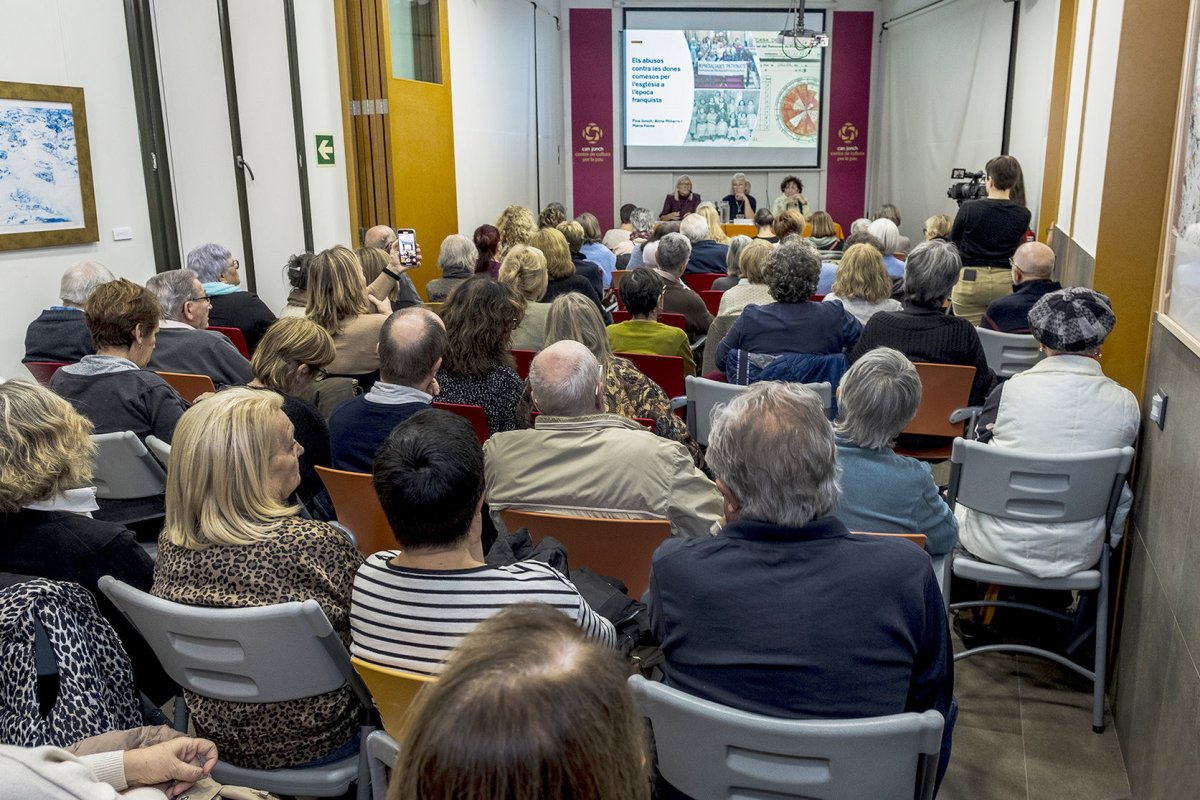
947, 168, 987, 205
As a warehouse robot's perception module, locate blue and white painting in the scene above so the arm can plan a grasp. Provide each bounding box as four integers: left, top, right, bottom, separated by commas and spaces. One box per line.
0, 98, 85, 234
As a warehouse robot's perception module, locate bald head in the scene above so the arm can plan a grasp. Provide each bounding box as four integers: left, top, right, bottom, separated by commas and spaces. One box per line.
378, 307, 447, 387
1012, 242, 1055, 281
363, 225, 397, 251
529, 340, 603, 417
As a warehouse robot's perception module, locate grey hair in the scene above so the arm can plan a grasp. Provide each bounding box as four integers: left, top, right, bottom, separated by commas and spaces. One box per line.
850, 218, 872, 236
630, 207, 654, 234
834, 348, 921, 450
904, 240, 962, 307
726, 235, 752, 278
641, 241, 660, 268
867, 218, 900, 252
656, 233, 692, 274
146, 269, 199, 321
730, 172, 751, 192
529, 340, 602, 417
186, 243, 232, 283
680, 213, 711, 243
437, 234, 478, 278
707, 381, 839, 527
764, 239, 821, 303
59, 261, 115, 306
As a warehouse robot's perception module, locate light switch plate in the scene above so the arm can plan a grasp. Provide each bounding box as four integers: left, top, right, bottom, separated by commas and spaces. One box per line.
112, 226, 133, 241
1149, 390, 1168, 431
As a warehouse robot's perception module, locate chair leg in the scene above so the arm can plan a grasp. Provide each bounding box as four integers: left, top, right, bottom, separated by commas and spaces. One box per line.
356, 725, 372, 800
172, 696, 188, 732
1093, 562, 1110, 733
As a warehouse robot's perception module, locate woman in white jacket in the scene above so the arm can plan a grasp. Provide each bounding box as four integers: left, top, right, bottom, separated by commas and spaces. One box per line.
959, 287, 1139, 578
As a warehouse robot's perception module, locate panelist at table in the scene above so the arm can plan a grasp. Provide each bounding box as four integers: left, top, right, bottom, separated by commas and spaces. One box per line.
661, 175, 702, 221
721, 172, 757, 220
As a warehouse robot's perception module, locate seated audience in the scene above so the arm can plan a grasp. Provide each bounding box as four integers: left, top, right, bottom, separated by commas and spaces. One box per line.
628, 220, 680, 271
498, 244, 551, 350
185, 243, 276, 353
712, 234, 751, 291
24, 261, 114, 363
529, 227, 605, 314
805, 210, 843, 255
772, 174, 810, 217
874, 203, 910, 252
716, 240, 773, 317
495, 204, 538, 257
538, 201, 568, 230
358, 246, 420, 311
0, 380, 173, 701
50, 279, 188, 443
435, 277, 523, 434
772, 209, 807, 241
489, 340, 720, 536
962, 288, 1139, 577
980, 241, 1062, 332
924, 214, 952, 242
831, 348, 958, 557
152, 388, 364, 770
822, 243, 903, 325
557, 220, 606, 295
247, 316, 338, 520
660, 175, 701, 221
753, 207, 778, 243
280, 252, 313, 318
680, 212, 729, 274
715, 240, 862, 375
390, 604, 647, 800
622, 206, 655, 263
425, 234, 476, 302
850, 217, 872, 236
607, 268, 695, 375
867, 218, 906, 278
849, 239, 992, 408
831, 231, 887, 295
603, 202, 637, 253
473, 223, 501, 277
648, 381, 953, 783
145, 269, 252, 386
696, 203, 731, 244
362, 224, 425, 306
329, 307, 446, 472
577, 212, 617, 282
654, 232, 713, 342
350, 410, 615, 673
721, 172, 757, 219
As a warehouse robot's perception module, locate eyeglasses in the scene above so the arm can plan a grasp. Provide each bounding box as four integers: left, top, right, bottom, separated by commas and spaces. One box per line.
228, 259, 240, 270
188, 295, 212, 305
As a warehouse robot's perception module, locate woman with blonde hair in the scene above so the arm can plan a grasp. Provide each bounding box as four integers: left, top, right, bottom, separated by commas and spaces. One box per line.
805, 210, 843, 255
720, 172, 757, 219
823, 243, 903, 325
528, 227, 605, 314
695, 204, 730, 244
717, 239, 774, 317
496, 204, 538, 256
498, 244, 551, 350
248, 316, 337, 520
153, 388, 363, 771
660, 174, 701, 220
923, 214, 952, 241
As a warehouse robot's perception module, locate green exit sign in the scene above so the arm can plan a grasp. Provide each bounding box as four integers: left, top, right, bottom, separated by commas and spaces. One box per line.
314, 134, 335, 166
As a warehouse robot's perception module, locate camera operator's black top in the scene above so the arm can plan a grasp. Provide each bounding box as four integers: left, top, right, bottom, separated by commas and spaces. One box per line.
950, 199, 1031, 267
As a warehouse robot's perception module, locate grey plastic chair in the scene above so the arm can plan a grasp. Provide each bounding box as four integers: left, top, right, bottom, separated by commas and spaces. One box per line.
98, 576, 374, 799
628, 675, 943, 800
685, 377, 831, 447
976, 327, 1045, 378
365, 729, 399, 800
144, 435, 171, 467
90, 432, 166, 499
945, 438, 1134, 732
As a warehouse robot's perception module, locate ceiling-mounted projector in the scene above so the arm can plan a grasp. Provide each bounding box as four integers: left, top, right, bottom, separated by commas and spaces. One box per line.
778, 29, 829, 49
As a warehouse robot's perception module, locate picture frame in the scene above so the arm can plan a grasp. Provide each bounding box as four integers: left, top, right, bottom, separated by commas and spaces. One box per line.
0, 81, 99, 251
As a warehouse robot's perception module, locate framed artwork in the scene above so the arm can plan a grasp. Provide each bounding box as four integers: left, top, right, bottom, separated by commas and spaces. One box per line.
0, 81, 98, 250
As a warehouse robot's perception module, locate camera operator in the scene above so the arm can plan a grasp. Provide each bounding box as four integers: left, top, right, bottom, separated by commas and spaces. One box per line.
949, 155, 1031, 324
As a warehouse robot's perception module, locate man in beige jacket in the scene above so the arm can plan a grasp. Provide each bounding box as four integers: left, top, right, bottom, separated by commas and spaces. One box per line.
484, 341, 722, 538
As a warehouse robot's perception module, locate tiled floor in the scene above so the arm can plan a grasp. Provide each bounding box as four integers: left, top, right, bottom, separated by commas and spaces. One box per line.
940, 638, 1132, 800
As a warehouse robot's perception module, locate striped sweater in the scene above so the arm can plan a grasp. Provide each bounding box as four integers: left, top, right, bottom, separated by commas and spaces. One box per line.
350, 552, 617, 674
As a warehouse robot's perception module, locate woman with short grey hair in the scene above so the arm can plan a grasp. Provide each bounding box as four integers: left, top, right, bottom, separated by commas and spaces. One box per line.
185, 242, 277, 353
713, 235, 751, 291
426, 234, 478, 302
830, 347, 957, 556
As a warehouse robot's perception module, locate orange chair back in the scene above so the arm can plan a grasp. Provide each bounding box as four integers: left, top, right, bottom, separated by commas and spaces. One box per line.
350, 656, 434, 738
512, 349, 536, 379
610, 310, 688, 333
700, 290, 724, 317
209, 326, 250, 358
682, 273, 722, 293
612, 270, 630, 310
155, 371, 216, 403
616, 351, 687, 399
431, 401, 489, 443
499, 509, 671, 597
854, 531, 928, 549
904, 363, 975, 438
314, 465, 397, 556
25, 361, 69, 386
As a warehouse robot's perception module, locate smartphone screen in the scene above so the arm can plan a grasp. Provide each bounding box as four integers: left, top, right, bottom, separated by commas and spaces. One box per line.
396, 228, 417, 266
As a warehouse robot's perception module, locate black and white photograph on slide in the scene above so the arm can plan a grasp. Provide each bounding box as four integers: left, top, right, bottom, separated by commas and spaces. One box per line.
686, 90, 761, 144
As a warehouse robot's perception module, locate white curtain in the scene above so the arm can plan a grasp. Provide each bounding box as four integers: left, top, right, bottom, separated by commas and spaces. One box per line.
872, 0, 1014, 245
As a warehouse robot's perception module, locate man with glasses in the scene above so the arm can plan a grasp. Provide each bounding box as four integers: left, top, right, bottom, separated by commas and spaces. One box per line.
980, 242, 1063, 333
146, 269, 252, 387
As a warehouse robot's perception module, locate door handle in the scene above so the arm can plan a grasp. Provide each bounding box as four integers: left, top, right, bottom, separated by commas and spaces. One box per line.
236, 154, 256, 181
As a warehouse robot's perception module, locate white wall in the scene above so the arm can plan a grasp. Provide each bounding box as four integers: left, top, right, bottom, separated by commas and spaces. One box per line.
1008, 0, 1060, 235
0, 0, 156, 377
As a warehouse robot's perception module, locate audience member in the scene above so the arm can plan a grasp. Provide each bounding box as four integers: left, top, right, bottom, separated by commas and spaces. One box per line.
487, 340, 721, 537
715, 239, 861, 374
660, 175, 702, 220
498, 244, 551, 350
950, 155, 1031, 324
185, 243, 276, 353
329, 307, 446, 472
822, 243, 903, 325
50, 279, 188, 443
350, 410, 615, 673
712, 234, 751, 291
23, 261, 113, 363
849, 217, 872, 236
607, 268, 695, 375
773, 209, 806, 241
867, 218, 906, 278
680, 213, 729, 274
874, 203, 910, 252
624, 206, 656, 263
831, 348, 958, 557
435, 277, 523, 434
145, 269, 252, 386
696, 204, 731, 244
577, 212, 617, 280
152, 388, 364, 770
654, 233, 713, 342
362, 224, 425, 307
753, 207, 778, 243
716, 239, 773, 317
963, 288, 1138, 577
628, 220, 680, 271
529, 227, 605, 314
495, 205, 538, 257
557, 220, 606, 294
473, 223, 502, 277
390, 605, 647, 800
425, 234, 476, 302
924, 214, 952, 242
980, 241, 1062, 332
247, 316, 338, 520
538, 201, 568, 230
0, 380, 173, 702
721, 172, 757, 219
280, 252, 314, 317
358, 246, 419, 311
772, 175, 810, 217
805, 210, 843, 255
603, 202, 637, 253
648, 381, 953, 785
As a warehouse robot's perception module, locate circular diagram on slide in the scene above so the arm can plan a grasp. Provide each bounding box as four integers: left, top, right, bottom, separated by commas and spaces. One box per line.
777, 79, 820, 140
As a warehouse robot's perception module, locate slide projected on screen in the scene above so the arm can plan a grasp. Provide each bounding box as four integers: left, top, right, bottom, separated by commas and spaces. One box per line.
624, 28, 824, 170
